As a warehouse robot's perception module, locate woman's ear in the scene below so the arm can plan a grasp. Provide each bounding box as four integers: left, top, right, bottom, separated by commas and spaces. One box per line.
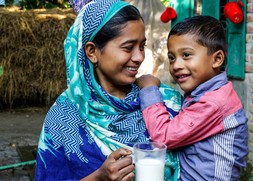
212, 50, 225, 69
85, 42, 98, 64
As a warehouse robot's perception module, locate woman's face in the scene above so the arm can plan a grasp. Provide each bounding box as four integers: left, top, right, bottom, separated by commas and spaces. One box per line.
94, 19, 146, 92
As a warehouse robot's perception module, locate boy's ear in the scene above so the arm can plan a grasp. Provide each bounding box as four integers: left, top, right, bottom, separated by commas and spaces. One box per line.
212, 50, 225, 69
85, 42, 98, 64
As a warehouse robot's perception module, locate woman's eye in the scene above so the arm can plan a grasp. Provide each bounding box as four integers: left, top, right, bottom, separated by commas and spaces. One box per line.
140, 44, 147, 51
124, 46, 133, 51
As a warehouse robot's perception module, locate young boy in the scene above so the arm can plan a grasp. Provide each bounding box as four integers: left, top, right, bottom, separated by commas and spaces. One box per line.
136, 15, 248, 180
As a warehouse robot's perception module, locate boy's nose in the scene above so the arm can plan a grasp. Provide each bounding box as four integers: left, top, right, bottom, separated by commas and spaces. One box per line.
172, 59, 184, 70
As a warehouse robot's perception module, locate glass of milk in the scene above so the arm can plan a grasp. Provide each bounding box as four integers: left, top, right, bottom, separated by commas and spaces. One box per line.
133, 142, 167, 181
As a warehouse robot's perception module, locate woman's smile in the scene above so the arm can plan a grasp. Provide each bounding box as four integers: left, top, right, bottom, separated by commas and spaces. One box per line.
124, 66, 139, 76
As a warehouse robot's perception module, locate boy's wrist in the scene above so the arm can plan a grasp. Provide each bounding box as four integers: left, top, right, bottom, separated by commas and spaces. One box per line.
139, 86, 163, 110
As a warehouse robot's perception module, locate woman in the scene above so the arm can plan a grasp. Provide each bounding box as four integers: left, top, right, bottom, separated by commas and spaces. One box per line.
35, 0, 182, 180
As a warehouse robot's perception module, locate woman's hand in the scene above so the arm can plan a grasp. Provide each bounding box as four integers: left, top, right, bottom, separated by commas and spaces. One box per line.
136, 74, 161, 89
81, 148, 134, 181
97, 148, 134, 181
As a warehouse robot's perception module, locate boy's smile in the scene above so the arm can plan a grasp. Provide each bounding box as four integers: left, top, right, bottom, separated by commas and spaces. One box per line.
167, 34, 219, 93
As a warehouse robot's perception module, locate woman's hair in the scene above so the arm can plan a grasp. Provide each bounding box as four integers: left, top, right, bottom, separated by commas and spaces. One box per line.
92, 5, 143, 50
168, 15, 227, 56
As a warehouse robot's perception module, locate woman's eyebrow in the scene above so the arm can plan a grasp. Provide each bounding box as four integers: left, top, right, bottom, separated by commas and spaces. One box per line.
121, 38, 147, 45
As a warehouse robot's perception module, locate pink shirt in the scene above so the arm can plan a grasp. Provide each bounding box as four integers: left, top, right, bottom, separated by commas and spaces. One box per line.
139, 72, 248, 180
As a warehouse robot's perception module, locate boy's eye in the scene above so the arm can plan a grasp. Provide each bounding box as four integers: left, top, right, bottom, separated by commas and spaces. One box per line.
167, 53, 175, 62
183, 52, 191, 58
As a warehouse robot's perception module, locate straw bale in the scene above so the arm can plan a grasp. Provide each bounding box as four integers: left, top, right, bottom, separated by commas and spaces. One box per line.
0, 7, 76, 109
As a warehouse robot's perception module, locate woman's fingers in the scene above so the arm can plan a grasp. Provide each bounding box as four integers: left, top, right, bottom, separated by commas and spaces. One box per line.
119, 162, 135, 181
102, 148, 134, 181
109, 148, 132, 161
107, 148, 133, 172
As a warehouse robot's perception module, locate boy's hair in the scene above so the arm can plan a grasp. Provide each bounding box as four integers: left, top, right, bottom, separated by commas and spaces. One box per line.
168, 15, 227, 57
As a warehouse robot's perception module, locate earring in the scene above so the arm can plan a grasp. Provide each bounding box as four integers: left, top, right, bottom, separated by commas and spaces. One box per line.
93, 62, 98, 68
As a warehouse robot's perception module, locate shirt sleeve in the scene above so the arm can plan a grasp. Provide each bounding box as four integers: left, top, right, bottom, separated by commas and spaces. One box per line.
139, 86, 164, 110
139, 86, 224, 149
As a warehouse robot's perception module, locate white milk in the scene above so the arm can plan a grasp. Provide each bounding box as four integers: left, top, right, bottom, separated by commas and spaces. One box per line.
135, 158, 164, 181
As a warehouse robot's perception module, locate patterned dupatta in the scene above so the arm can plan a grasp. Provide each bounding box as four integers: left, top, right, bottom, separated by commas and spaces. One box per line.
37, 0, 182, 180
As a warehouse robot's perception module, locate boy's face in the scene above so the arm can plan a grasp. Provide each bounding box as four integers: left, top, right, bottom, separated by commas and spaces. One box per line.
167, 34, 220, 93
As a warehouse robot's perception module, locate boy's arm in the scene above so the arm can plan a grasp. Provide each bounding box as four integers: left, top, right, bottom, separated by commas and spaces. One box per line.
139, 86, 224, 150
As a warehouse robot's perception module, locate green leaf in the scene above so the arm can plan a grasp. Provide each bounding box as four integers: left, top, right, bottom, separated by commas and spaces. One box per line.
160, 0, 169, 7
0, 66, 4, 77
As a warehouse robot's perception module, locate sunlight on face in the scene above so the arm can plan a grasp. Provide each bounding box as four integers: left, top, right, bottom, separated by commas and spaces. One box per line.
95, 19, 146, 95
167, 34, 217, 93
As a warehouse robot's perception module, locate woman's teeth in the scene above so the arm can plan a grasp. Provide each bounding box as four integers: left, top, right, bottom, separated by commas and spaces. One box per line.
126, 67, 137, 71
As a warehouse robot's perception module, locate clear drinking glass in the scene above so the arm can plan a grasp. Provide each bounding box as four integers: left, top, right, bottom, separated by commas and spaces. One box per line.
133, 142, 167, 181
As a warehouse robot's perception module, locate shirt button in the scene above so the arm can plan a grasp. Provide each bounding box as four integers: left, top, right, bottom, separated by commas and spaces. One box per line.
189, 122, 194, 127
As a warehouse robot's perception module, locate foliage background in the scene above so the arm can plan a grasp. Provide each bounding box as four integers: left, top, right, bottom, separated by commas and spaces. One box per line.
0, 7, 75, 109
5, 0, 70, 9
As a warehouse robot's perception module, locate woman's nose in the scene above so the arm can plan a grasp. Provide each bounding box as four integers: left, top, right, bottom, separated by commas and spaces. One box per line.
131, 49, 145, 63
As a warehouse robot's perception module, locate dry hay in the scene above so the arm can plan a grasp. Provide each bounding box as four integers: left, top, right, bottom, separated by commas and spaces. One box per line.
0, 7, 76, 109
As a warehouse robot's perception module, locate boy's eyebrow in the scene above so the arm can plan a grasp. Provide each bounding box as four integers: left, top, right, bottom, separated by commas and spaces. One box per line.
168, 47, 194, 51
180, 47, 194, 50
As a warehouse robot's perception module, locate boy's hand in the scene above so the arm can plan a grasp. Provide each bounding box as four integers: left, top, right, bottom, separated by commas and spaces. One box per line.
136, 74, 160, 89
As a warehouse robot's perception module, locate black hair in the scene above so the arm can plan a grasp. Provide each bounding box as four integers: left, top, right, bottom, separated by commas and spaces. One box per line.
92, 5, 143, 50
168, 15, 227, 57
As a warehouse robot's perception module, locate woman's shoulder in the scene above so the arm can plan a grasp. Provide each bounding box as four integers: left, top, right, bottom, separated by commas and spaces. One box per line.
44, 96, 83, 126
159, 82, 183, 112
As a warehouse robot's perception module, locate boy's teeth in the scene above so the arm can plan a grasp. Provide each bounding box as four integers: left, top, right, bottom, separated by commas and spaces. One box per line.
179, 75, 187, 78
